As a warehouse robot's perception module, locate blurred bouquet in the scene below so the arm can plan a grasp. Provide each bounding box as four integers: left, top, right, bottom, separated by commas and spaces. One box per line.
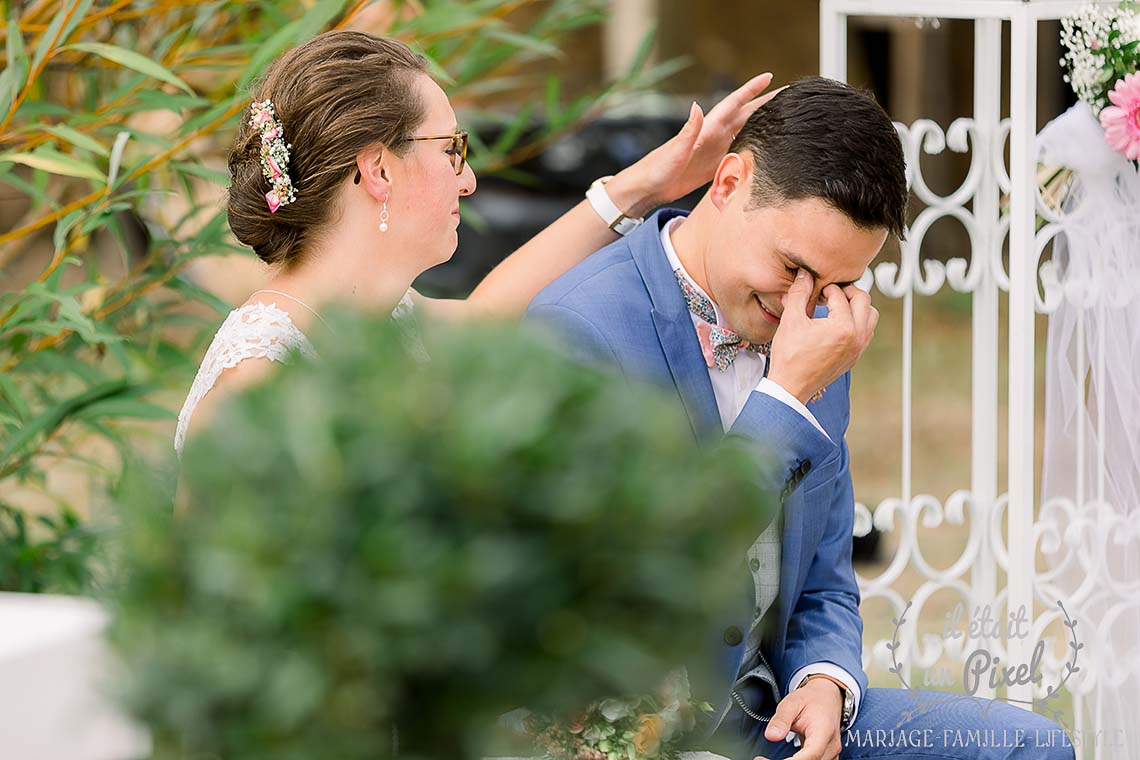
519, 670, 714, 760
1040, 1, 1140, 207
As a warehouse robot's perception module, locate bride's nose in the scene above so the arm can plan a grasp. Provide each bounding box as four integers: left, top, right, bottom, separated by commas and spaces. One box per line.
459, 163, 476, 196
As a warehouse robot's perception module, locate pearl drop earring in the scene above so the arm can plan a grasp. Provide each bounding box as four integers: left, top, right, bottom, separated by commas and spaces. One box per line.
379, 199, 390, 233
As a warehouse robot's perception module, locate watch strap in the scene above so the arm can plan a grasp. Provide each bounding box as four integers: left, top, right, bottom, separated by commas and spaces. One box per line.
800, 673, 854, 729
586, 176, 644, 236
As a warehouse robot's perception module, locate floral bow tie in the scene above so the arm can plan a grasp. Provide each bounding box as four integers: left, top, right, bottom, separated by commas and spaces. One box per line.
674, 270, 770, 372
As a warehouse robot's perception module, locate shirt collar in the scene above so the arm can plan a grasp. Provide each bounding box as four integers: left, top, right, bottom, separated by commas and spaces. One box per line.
660, 216, 723, 326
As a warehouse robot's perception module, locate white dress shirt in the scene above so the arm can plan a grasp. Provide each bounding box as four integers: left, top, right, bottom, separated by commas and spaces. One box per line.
661, 218, 861, 726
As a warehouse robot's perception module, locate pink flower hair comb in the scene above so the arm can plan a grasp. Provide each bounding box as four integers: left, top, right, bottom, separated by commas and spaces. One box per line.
249, 99, 297, 213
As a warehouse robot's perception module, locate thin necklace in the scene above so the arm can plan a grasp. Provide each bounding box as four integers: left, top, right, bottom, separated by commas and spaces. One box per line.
250, 289, 331, 330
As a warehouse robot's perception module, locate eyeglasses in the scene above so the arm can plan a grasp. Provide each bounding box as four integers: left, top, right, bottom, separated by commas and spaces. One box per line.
353, 129, 469, 184
405, 129, 468, 175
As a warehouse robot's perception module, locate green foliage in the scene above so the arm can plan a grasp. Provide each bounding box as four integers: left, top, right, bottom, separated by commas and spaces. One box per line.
109, 315, 772, 760
0, 1, 682, 594
0, 500, 103, 593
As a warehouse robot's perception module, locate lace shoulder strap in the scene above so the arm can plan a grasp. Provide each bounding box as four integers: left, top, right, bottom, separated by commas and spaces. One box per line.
175, 302, 317, 456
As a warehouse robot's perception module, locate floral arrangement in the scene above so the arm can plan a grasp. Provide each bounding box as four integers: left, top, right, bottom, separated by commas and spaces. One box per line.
1034, 1, 1140, 212
1059, 1, 1140, 160
520, 670, 714, 760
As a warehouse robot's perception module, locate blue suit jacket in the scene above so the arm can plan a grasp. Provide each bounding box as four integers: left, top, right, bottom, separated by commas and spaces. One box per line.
525, 208, 867, 725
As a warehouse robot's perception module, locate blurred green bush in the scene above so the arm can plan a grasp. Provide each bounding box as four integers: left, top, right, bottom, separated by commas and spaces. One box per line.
110, 314, 773, 760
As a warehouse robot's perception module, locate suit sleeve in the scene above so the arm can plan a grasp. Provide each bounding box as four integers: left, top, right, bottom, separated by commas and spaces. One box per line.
728, 371, 867, 698
773, 371, 867, 699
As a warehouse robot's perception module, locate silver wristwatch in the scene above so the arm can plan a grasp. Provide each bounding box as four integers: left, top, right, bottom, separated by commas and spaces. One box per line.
839, 682, 855, 730
801, 674, 855, 730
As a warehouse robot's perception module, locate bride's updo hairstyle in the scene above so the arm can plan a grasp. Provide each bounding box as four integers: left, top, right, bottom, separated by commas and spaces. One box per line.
227, 31, 428, 267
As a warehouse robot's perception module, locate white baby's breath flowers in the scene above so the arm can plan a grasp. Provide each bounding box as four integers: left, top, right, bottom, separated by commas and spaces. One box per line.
1060, 2, 1139, 112
1121, 8, 1140, 42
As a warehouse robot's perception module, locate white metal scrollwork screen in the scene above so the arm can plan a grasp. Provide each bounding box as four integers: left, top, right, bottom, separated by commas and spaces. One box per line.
821, 2, 1139, 757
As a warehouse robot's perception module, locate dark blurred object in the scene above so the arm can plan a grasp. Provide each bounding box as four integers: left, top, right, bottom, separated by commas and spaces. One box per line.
111, 314, 774, 760
852, 528, 880, 563
417, 113, 706, 297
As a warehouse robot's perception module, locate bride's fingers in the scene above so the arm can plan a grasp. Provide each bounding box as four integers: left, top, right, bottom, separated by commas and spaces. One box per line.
660, 101, 704, 156
706, 72, 773, 122
723, 72, 774, 110
725, 83, 788, 132
746, 84, 788, 113
679, 101, 704, 142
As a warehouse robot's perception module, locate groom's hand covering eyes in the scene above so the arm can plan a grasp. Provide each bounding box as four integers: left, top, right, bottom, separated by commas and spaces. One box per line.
764, 268, 878, 405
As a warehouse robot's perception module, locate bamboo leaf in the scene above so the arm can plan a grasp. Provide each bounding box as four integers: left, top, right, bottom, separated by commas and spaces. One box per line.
63, 43, 196, 96
29, 2, 69, 81
489, 102, 537, 155
172, 161, 229, 186
41, 125, 109, 157
0, 149, 104, 183
0, 19, 28, 119
545, 75, 561, 121
630, 55, 691, 90
294, 0, 353, 42
0, 67, 26, 124
107, 131, 131, 188
625, 23, 658, 79
52, 208, 85, 254
75, 398, 174, 422
0, 165, 58, 211
419, 52, 457, 87
5, 17, 25, 67
483, 28, 564, 59
0, 380, 132, 468
165, 276, 234, 316
0, 373, 30, 423
240, 0, 352, 90
29, 0, 96, 78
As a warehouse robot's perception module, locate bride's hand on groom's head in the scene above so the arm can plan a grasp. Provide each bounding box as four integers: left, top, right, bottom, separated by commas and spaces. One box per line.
608, 73, 785, 215
766, 269, 879, 405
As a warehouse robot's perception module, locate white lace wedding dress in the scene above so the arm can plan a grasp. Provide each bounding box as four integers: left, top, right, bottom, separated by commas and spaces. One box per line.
174, 290, 417, 457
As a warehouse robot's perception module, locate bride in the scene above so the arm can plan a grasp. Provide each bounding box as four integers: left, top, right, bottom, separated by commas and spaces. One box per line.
175, 30, 778, 455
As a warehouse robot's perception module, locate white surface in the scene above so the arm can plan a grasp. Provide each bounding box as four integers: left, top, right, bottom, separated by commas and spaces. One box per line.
0, 593, 149, 760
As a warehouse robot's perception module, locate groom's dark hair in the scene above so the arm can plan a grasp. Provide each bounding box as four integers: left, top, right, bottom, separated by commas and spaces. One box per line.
730, 76, 908, 240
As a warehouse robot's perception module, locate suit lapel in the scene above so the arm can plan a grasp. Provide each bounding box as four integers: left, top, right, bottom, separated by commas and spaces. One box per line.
630, 210, 721, 441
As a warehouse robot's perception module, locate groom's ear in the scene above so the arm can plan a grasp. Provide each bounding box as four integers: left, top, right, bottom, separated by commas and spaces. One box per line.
709, 152, 750, 212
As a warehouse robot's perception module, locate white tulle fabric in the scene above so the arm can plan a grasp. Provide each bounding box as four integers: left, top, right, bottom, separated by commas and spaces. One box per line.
1039, 102, 1140, 520
1037, 102, 1140, 756
174, 290, 420, 457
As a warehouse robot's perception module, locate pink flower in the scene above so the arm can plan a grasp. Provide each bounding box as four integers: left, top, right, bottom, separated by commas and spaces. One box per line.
1100, 72, 1140, 161
266, 190, 282, 213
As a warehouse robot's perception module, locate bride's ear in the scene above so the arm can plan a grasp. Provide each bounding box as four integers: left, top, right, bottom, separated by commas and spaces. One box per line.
353, 146, 392, 200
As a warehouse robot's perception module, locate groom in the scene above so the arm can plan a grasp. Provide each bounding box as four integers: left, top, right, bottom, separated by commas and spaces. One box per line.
526, 78, 1073, 760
